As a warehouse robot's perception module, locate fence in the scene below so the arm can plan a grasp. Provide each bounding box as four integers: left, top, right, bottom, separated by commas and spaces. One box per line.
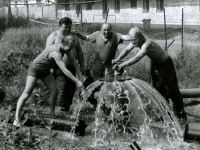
0, 4, 56, 19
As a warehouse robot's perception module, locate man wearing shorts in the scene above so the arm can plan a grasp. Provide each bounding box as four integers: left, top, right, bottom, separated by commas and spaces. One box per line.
13, 35, 85, 127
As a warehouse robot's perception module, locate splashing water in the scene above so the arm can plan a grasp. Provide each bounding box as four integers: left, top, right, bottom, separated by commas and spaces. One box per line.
70, 75, 197, 150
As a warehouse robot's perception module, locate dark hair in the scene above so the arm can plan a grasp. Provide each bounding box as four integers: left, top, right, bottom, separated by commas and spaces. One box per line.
59, 17, 72, 26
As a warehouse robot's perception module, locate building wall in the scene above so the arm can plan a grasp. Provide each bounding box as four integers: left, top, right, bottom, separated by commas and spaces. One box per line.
1, 0, 199, 25
57, 0, 200, 25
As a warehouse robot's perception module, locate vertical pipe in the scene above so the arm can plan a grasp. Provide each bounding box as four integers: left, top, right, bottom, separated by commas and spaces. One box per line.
80, 4, 83, 32
182, 8, 183, 50
164, 8, 167, 51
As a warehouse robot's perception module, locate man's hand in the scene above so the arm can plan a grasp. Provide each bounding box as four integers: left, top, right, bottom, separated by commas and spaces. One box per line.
113, 64, 125, 72
71, 30, 78, 35
112, 58, 119, 64
77, 83, 87, 101
118, 64, 125, 71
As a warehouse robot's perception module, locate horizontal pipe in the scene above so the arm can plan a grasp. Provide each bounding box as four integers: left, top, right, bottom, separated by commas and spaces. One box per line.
180, 88, 200, 98
184, 123, 200, 142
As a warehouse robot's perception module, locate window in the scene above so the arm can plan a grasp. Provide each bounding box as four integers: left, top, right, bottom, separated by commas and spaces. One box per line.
143, 0, 149, 13
36, 0, 41, 3
86, 0, 93, 10
114, 0, 120, 13
64, 0, 70, 11
156, 0, 164, 12
130, 0, 137, 9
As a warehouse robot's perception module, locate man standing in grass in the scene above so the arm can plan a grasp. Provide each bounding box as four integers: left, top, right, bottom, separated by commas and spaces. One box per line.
46, 17, 85, 112
13, 35, 85, 127
72, 23, 130, 81
112, 27, 187, 123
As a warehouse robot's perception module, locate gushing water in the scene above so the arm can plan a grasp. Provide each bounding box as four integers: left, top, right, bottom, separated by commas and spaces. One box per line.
69, 70, 194, 149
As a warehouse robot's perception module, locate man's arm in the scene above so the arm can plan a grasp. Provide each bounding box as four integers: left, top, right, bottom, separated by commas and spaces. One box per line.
121, 34, 131, 41
76, 37, 85, 74
66, 51, 85, 82
118, 43, 149, 69
50, 52, 83, 87
71, 30, 98, 42
71, 30, 89, 41
46, 33, 56, 47
113, 42, 135, 64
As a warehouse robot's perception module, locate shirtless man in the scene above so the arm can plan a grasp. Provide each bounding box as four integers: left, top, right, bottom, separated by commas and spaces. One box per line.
72, 23, 130, 80
46, 17, 85, 111
13, 35, 85, 127
112, 27, 187, 123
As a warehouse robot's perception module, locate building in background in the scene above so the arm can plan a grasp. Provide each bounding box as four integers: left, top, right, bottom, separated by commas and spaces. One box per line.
0, 0, 200, 26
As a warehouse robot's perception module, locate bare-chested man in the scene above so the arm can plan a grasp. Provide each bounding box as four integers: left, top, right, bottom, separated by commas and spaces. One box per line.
46, 17, 84, 111
112, 27, 187, 123
13, 35, 85, 127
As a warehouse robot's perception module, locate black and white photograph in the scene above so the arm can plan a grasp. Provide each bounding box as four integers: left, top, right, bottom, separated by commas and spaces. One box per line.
0, 0, 200, 149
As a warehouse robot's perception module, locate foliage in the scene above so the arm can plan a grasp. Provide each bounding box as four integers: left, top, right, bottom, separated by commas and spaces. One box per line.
0, 23, 56, 104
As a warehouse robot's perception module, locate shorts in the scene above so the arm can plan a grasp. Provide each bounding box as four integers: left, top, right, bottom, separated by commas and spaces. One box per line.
28, 63, 51, 79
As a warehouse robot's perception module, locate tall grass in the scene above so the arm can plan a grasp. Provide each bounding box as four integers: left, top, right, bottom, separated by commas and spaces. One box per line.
1, 19, 200, 104
0, 23, 57, 104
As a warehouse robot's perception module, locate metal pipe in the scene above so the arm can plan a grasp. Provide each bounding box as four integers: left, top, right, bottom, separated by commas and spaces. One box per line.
184, 123, 200, 142
24, 113, 87, 136
167, 39, 175, 49
180, 88, 200, 98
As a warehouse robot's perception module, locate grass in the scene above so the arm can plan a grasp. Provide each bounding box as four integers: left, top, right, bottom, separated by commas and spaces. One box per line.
0, 18, 200, 149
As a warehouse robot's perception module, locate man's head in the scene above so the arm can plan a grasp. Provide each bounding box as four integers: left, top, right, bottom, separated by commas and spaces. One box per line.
61, 35, 75, 52
128, 27, 146, 47
59, 17, 73, 35
101, 23, 112, 39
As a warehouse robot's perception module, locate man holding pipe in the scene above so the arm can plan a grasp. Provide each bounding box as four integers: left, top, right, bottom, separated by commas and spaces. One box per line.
112, 27, 187, 123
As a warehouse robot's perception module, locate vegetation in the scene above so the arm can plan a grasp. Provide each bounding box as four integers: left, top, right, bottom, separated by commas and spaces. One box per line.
0, 17, 200, 149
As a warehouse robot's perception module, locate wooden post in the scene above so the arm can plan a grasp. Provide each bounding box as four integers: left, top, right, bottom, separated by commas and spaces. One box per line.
26, 1, 29, 20
54, 0, 57, 19
105, 8, 109, 23
80, 3, 83, 32
42, 5, 43, 18
181, 8, 183, 50
102, 0, 107, 19
164, 8, 167, 51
